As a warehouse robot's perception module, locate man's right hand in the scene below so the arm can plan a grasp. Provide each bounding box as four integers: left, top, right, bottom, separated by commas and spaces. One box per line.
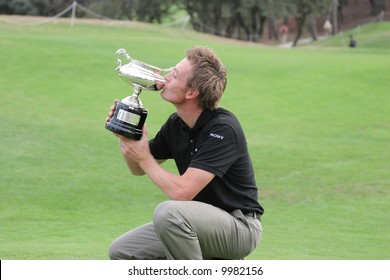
105, 99, 119, 123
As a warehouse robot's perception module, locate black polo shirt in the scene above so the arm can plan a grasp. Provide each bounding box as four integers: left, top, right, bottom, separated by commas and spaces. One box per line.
149, 108, 264, 215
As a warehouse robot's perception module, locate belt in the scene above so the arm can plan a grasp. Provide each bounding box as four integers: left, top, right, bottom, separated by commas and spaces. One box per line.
242, 211, 261, 221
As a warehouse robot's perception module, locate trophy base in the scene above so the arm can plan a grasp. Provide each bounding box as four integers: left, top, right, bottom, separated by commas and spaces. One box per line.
105, 102, 147, 140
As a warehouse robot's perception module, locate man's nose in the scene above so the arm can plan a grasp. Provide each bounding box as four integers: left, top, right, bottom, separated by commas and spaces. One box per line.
163, 67, 174, 80
163, 73, 171, 83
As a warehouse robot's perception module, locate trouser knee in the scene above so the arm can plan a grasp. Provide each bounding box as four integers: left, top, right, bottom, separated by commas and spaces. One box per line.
108, 240, 121, 260
153, 200, 181, 234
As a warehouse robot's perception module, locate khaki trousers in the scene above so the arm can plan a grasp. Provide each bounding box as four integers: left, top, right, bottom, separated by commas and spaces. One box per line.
109, 200, 262, 260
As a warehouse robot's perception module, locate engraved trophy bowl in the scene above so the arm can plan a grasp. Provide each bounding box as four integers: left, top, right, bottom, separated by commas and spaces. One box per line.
105, 48, 167, 140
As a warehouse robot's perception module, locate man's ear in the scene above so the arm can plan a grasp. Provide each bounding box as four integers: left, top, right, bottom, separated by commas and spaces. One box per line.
186, 88, 199, 100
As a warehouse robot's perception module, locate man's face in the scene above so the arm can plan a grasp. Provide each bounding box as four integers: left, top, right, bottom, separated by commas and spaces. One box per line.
161, 58, 193, 105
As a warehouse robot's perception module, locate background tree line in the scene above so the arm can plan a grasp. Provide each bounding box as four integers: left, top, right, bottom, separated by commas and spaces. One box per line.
0, 0, 388, 46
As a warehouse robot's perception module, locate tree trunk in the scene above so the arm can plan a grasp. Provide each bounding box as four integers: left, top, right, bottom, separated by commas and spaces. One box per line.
293, 14, 307, 47
308, 16, 318, 41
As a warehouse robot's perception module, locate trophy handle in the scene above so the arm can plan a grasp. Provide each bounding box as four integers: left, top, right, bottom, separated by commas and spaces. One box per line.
116, 48, 132, 68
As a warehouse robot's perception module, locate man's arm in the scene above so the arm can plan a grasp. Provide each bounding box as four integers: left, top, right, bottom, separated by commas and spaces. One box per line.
139, 157, 214, 200
119, 129, 214, 201
120, 141, 145, 175
120, 138, 165, 176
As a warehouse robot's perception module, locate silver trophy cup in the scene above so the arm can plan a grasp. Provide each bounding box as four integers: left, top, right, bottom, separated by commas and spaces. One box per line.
105, 48, 167, 140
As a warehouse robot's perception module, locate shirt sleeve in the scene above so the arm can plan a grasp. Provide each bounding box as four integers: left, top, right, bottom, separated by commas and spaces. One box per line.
189, 123, 239, 178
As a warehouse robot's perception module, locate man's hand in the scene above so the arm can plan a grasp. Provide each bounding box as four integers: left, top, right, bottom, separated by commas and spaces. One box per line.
105, 99, 119, 123
119, 125, 151, 165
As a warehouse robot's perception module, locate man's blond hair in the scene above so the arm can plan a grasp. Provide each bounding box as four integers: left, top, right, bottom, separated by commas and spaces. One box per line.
186, 46, 227, 110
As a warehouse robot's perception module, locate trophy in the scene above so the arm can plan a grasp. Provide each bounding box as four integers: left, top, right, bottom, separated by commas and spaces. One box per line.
105, 48, 166, 140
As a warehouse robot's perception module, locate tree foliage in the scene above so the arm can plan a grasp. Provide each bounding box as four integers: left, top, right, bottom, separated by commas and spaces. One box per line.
286, 0, 333, 46
0, 0, 74, 16
0, 0, 180, 22
184, 0, 291, 41
0, 0, 344, 46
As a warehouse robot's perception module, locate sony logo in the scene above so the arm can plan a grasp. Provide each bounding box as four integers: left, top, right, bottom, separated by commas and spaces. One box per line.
210, 133, 224, 140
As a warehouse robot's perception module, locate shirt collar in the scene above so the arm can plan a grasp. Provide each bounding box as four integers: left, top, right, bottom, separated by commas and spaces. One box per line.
178, 108, 218, 132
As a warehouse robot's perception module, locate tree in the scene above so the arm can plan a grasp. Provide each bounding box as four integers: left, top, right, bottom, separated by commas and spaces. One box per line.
288, 0, 332, 47
118, 0, 181, 23
0, 0, 80, 16
370, 0, 386, 15
1, 0, 339, 47
87, 0, 131, 20
4, 0, 39, 15
0, 0, 180, 22
184, 0, 289, 42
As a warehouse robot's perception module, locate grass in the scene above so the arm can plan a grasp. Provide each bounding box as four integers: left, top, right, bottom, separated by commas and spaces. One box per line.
316, 21, 390, 49
0, 18, 389, 260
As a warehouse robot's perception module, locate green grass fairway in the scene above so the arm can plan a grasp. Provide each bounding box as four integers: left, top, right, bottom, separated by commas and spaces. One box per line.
1, 18, 389, 259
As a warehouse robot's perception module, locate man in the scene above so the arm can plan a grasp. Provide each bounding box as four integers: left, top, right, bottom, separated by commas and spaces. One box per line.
323, 18, 333, 36
106, 46, 264, 260
349, 34, 357, 48
280, 23, 289, 44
